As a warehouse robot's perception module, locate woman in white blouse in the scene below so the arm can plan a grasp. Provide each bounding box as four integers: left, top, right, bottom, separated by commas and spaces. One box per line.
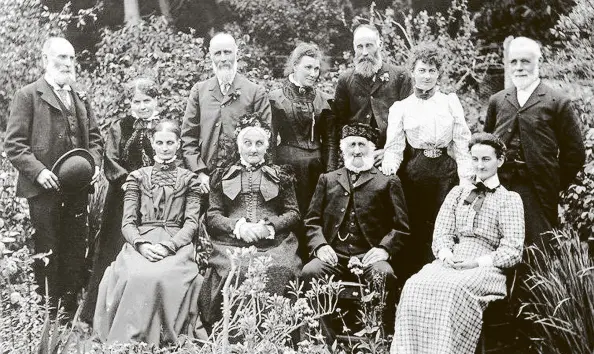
381, 43, 472, 277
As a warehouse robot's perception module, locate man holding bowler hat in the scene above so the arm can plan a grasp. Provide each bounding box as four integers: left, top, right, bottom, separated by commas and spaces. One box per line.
4, 37, 103, 318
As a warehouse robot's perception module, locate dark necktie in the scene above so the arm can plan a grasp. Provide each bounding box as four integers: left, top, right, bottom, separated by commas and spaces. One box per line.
464, 182, 495, 212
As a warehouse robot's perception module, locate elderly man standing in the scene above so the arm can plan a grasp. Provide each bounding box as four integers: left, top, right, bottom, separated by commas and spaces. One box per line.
181, 32, 272, 192
301, 123, 410, 339
333, 24, 413, 166
484, 36, 585, 246
4, 37, 103, 318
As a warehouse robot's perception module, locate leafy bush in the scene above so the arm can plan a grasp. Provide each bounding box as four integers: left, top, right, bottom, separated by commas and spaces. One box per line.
519, 229, 594, 354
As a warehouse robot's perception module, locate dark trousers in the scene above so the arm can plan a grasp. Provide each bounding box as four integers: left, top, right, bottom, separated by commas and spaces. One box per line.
499, 164, 555, 248
28, 191, 89, 317
301, 254, 398, 341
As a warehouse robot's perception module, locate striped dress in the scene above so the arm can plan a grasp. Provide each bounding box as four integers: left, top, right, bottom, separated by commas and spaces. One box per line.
391, 183, 525, 354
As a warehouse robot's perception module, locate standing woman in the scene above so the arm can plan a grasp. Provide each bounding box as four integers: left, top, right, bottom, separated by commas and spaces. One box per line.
269, 42, 338, 217
81, 77, 160, 324
381, 44, 473, 277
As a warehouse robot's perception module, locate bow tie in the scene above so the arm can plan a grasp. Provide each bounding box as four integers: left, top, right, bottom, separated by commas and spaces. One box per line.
463, 182, 496, 212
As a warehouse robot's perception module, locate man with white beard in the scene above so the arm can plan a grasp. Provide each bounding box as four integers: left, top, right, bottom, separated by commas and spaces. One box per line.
302, 123, 410, 339
181, 33, 271, 192
484, 36, 584, 246
333, 24, 412, 167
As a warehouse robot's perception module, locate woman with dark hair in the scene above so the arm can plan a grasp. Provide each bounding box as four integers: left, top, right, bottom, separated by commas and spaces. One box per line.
269, 42, 338, 216
94, 120, 203, 345
381, 43, 473, 277
390, 133, 525, 354
81, 77, 161, 323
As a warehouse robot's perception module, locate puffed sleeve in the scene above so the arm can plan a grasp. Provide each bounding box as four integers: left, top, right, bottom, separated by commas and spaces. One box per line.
160, 173, 201, 253
491, 191, 525, 268
263, 179, 300, 235
447, 93, 473, 181
121, 171, 145, 247
382, 100, 406, 174
432, 186, 464, 256
103, 119, 128, 183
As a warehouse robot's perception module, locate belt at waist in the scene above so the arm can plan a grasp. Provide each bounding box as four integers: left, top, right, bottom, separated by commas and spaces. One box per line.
411, 147, 448, 158
140, 220, 182, 228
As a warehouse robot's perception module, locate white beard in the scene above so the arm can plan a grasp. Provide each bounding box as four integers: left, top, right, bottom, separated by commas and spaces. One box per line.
511, 67, 539, 90
354, 52, 382, 78
213, 60, 237, 84
344, 154, 374, 173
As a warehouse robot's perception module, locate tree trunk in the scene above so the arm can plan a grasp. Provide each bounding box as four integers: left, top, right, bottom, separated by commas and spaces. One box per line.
158, 0, 173, 22
123, 0, 140, 25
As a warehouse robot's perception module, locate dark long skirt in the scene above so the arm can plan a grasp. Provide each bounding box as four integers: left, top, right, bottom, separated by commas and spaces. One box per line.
275, 145, 323, 261
399, 148, 458, 279
80, 182, 126, 323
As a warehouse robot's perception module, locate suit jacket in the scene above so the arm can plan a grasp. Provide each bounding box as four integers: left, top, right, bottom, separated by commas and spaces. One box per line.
484, 82, 585, 219
304, 167, 410, 261
333, 62, 413, 147
4, 77, 103, 198
181, 73, 272, 174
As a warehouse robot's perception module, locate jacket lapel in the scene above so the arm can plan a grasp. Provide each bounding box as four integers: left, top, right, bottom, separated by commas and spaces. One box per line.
209, 77, 224, 103
519, 82, 545, 111
71, 87, 90, 147
353, 169, 376, 189
369, 63, 389, 97
504, 87, 520, 110
37, 78, 62, 112
336, 169, 350, 192
221, 74, 242, 106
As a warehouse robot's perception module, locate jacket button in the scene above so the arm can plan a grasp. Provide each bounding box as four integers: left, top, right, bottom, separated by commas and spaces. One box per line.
335, 224, 339, 228
340, 208, 345, 212
215, 123, 220, 127
344, 192, 348, 196
507, 129, 512, 133
366, 114, 371, 119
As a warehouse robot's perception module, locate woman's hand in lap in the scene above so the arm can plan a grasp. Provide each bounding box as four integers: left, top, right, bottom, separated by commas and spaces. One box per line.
138, 243, 165, 262
452, 259, 479, 270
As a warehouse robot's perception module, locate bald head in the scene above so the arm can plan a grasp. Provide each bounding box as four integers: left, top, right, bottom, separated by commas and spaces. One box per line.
209, 33, 237, 54
508, 37, 542, 60
42, 37, 76, 86
353, 25, 381, 46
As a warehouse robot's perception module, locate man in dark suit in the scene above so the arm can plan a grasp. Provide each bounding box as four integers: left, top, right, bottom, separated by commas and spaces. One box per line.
181, 32, 271, 192
334, 24, 413, 166
484, 36, 585, 246
301, 123, 409, 337
4, 37, 103, 317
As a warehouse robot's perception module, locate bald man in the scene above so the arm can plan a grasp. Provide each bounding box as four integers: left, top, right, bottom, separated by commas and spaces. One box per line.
181, 33, 272, 191
333, 24, 413, 167
4, 37, 103, 318
484, 36, 585, 246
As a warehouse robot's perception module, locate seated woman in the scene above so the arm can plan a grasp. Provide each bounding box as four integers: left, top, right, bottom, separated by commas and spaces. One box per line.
390, 133, 525, 354
93, 120, 202, 345
198, 120, 302, 333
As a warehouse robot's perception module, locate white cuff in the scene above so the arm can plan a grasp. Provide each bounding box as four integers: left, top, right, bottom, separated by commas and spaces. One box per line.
438, 248, 454, 261
233, 218, 247, 239
475, 255, 494, 267
258, 220, 275, 239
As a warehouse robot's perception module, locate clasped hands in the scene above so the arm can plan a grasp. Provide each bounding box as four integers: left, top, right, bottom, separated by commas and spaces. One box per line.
316, 245, 389, 267
441, 254, 478, 270
236, 221, 271, 243
138, 243, 172, 262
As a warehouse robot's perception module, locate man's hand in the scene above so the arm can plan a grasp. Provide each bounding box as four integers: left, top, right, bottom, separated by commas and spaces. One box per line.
36, 169, 60, 191
316, 245, 338, 266
373, 149, 385, 167
138, 243, 164, 262
91, 166, 101, 184
362, 247, 389, 266
197, 172, 210, 194
452, 259, 479, 270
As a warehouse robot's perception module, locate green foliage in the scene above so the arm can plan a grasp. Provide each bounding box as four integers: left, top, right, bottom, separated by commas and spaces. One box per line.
78, 16, 208, 127
519, 229, 594, 354
0, 0, 69, 130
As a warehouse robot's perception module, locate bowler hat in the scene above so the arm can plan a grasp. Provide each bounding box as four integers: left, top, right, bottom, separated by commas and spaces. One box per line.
51, 148, 95, 194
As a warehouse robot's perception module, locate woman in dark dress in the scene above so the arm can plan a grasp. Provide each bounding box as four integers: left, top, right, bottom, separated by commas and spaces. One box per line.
81, 77, 160, 323
269, 43, 338, 216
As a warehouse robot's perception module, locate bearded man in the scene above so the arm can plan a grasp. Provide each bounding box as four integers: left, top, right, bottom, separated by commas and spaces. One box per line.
4, 37, 103, 318
301, 123, 410, 339
333, 24, 413, 167
484, 36, 585, 246
181, 33, 272, 193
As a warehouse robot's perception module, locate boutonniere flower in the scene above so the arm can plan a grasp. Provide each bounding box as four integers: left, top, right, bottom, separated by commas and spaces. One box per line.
75, 90, 88, 102
229, 89, 241, 102
379, 72, 390, 82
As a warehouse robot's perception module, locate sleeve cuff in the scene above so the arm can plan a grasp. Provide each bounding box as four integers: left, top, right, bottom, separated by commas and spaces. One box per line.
159, 240, 177, 254
476, 255, 494, 267
258, 220, 275, 239
233, 218, 247, 239
133, 239, 151, 251
438, 248, 454, 261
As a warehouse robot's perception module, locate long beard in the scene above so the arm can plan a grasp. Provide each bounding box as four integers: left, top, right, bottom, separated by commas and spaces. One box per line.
213, 60, 237, 84
344, 154, 374, 173
354, 52, 382, 78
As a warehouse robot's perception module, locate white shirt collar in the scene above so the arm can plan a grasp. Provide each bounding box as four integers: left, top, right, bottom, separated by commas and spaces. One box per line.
44, 73, 71, 91
475, 174, 500, 189
288, 74, 302, 87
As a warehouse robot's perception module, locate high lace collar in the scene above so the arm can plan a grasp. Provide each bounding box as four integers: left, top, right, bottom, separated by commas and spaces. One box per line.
154, 156, 177, 171
414, 85, 438, 100
240, 156, 265, 171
